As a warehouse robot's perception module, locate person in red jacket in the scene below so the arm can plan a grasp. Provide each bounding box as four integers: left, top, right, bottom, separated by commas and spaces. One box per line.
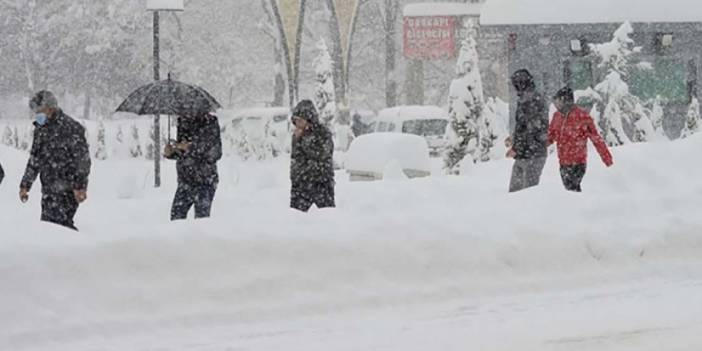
548, 87, 613, 192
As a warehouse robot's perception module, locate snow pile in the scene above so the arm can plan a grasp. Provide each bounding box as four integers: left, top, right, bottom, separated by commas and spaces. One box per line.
345, 133, 431, 177
1, 135, 702, 349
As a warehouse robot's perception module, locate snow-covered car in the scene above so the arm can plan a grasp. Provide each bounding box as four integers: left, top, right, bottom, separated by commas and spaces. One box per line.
345, 133, 431, 181
373, 105, 449, 156
219, 107, 292, 157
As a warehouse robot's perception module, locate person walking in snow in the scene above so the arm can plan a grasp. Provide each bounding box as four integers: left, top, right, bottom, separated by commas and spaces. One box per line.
19, 91, 92, 230
0, 160, 4, 185
548, 87, 614, 192
505, 69, 550, 192
165, 112, 222, 220
290, 100, 335, 212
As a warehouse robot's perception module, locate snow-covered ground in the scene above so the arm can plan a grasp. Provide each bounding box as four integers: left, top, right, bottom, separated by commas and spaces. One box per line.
1, 135, 701, 350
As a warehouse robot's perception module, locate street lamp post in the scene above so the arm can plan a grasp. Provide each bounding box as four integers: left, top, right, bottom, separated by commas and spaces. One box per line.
147, 0, 184, 188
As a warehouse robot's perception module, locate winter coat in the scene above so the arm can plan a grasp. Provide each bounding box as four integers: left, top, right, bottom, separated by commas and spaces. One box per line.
20, 110, 91, 194
513, 90, 549, 160
0, 160, 4, 185
290, 122, 335, 193
167, 114, 222, 185
548, 106, 613, 166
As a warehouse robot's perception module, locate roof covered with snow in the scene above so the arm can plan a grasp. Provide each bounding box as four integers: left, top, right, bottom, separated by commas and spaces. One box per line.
481, 0, 702, 25
403, 3, 482, 17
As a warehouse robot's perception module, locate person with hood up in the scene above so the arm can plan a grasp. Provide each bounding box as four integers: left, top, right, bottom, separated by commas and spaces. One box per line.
289, 100, 335, 212
20, 90, 91, 230
548, 87, 613, 192
164, 112, 222, 220
505, 69, 550, 192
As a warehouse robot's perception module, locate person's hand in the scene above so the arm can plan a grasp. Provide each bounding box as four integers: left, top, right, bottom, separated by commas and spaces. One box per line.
294, 125, 305, 139
19, 188, 29, 203
164, 143, 175, 157
175, 141, 192, 151
504, 136, 513, 148
74, 189, 87, 204
506, 148, 517, 159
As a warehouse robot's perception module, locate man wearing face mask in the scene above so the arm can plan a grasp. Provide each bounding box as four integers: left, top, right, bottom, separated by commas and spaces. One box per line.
19, 91, 91, 230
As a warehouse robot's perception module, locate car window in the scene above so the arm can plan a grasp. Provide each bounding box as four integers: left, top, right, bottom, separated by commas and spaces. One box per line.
273, 114, 288, 123
402, 119, 448, 136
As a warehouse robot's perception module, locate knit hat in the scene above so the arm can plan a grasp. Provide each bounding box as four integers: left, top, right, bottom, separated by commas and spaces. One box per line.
553, 86, 575, 103
292, 100, 319, 124
29, 90, 59, 112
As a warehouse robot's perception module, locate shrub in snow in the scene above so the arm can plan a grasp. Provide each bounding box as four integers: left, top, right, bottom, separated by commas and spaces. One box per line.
129, 124, 143, 158
591, 21, 655, 145
346, 133, 431, 181
95, 120, 107, 160
2, 126, 13, 147
648, 95, 668, 140
444, 19, 485, 174
145, 123, 157, 160
681, 97, 701, 138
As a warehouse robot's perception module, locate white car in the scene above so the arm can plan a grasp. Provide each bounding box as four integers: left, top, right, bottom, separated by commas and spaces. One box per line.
372, 105, 449, 156
220, 107, 292, 155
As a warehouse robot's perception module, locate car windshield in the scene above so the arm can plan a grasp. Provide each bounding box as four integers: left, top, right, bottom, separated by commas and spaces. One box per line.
402, 119, 448, 137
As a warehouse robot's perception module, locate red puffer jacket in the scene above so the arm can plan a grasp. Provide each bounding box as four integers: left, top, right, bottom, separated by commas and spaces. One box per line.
548, 106, 613, 166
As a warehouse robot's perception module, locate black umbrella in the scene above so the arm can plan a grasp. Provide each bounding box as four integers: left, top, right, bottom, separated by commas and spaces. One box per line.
116, 75, 221, 139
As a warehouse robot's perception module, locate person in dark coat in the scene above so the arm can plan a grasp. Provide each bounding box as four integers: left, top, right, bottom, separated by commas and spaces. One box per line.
505, 69, 550, 192
548, 87, 613, 192
0, 160, 4, 185
290, 100, 335, 212
164, 112, 222, 220
20, 91, 91, 230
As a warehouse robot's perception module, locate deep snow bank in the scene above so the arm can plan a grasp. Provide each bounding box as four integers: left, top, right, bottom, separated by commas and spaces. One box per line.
1, 135, 701, 341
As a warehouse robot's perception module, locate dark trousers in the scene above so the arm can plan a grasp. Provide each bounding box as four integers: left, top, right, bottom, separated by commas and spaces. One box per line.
291, 184, 335, 212
509, 156, 547, 192
560, 164, 587, 192
171, 182, 217, 220
41, 192, 79, 230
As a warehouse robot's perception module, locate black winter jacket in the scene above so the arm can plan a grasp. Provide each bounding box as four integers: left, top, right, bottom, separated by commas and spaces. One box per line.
167, 114, 222, 185
20, 110, 91, 193
290, 123, 334, 192
513, 91, 549, 160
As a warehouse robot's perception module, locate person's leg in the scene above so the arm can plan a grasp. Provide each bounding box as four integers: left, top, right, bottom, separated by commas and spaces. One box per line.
171, 183, 195, 220
290, 187, 313, 212
509, 160, 527, 192
524, 156, 547, 188
313, 183, 336, 209
40, 192, 78, 230
194, 184, 217, 219
571, 164, 587, 192
560, 165, 586, 192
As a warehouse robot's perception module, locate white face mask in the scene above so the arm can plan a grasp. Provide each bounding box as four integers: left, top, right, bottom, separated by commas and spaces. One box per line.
35, 112, 48, 126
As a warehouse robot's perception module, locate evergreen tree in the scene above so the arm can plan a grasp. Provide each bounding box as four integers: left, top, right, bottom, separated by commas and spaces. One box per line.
129, 124, 143, 158
443, 19, 484, 174
95, 120, 107, 160
591, 21, 654, 145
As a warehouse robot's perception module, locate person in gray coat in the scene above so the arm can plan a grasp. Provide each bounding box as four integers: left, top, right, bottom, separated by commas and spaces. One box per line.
505, 69, 550, 192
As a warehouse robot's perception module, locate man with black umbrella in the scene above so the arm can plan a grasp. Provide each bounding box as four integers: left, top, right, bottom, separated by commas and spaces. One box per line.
164, 112, 222, 220
20, 91, 91, 230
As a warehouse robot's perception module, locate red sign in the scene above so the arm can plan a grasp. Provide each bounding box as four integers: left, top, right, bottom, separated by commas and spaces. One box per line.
403, 16, 456, 60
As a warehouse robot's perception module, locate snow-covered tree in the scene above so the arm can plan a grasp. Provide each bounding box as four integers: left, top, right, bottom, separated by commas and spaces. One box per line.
444, 19, 484, 174
314, 39, 338, 129
146, 123, 157, 161
591, 21, 654, 145
681, 97, 701, 138
129, 124, 143, 158
95, 120, 107, 160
